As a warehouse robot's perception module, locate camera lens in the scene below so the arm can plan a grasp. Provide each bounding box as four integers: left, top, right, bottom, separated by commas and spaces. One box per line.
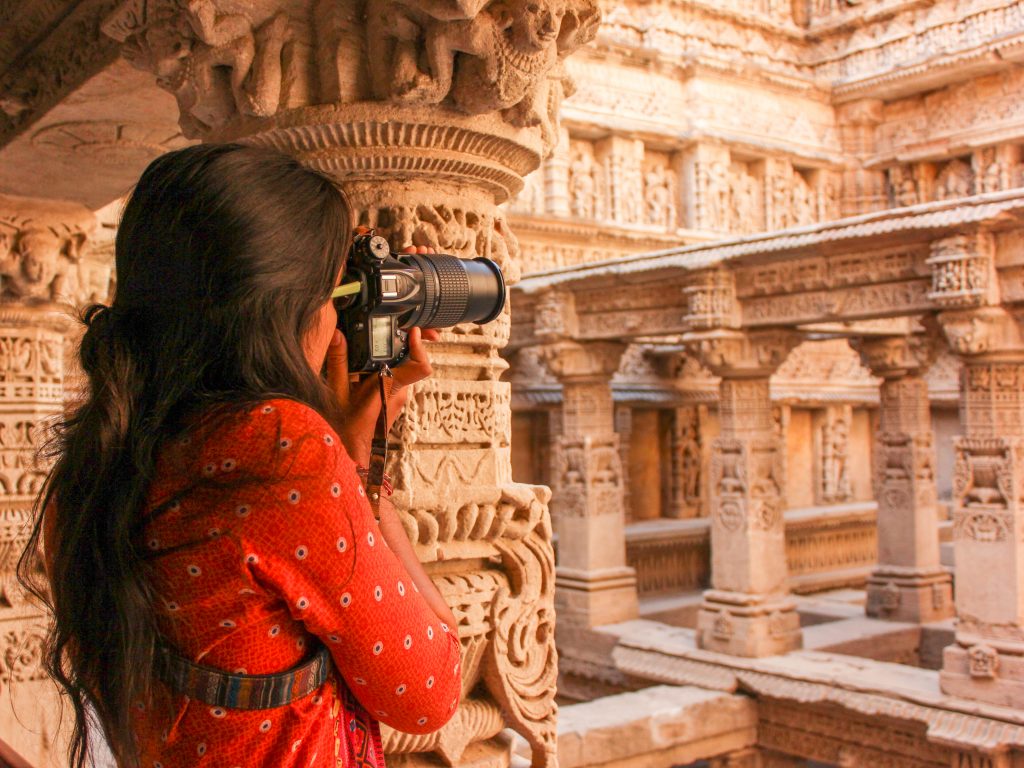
400, 254, 506, 329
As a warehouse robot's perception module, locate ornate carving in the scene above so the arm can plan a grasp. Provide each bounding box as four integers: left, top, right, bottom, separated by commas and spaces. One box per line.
106, 1, 292, 139
927, 234, 995, 309
967, 644, 999, 680
684, 330, 800, 379
0, 194, 102, 306
711, 436, 784, 533
567, 141, 603, 220
819, 406, 852, 505
0, 624, 48, 684
672, 407, 702, 517
642, 163, 676, 230
684, 271, 738, 331
552, 436, 622, 519
483, 484, 557, 768
365, 0, 599, 148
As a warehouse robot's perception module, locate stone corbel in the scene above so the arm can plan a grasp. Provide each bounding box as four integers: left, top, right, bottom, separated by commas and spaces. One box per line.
682, 329, 802, 379
928, 233, 998, 310
539, 339, 627, 384
532, 288, 579, 342
853, 331, 940, 379
937, 306, 1024, 360
683, 269, 739, 331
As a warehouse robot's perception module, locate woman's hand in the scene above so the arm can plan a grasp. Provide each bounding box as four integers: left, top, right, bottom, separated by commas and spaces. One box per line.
324, 243, 440, 466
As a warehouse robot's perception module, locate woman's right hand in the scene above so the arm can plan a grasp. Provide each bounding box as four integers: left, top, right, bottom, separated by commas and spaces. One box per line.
324, 327, 437, 466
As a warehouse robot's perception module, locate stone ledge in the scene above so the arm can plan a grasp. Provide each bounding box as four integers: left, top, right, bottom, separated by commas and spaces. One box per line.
515, 685, 757, 768
602, 619, 1024, 754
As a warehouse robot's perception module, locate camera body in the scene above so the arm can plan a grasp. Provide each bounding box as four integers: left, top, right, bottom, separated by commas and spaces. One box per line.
336, 232, 506, 373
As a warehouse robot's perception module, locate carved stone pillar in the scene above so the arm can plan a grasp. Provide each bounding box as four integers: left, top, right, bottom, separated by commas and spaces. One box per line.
545, 127, 572, 218
542, 340, 638, 629
938, 304, 1024, 708
103, 0, 602, 763
855, 335, 954, 624
683, 329, 803, 657
0, 193, 108, 766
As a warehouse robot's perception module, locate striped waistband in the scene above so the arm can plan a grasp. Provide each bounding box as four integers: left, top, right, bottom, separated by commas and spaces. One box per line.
155, 641, 331, 710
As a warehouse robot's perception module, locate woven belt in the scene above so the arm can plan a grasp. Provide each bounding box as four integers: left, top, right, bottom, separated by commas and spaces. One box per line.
155, 641, 331, 710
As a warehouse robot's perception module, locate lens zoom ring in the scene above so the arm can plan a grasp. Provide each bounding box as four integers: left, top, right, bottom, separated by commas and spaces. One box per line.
428, 255, 471, 328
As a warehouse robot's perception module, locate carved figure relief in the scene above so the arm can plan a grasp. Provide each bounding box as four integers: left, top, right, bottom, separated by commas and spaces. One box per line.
700, 161, 731, 231
114, 1, 291, 138
0, 196, 99, 305
553, 436, 622, 518
673, 407, 702, 516
366, 0, 599, 145
568, 143, 603, 220
967, 644, 999, 679
888, 165, 920, 207
819, 407, 853, 504
935, 158, 974, 201
730, 165, 764, 234
642, 163, 676, 229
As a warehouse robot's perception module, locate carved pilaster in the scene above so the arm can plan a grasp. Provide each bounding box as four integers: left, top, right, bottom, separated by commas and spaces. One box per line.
102, 0, 603, 763
685, 330, 803, 657
937, 309, 1024, 709
0, 193, 107, 766
669, 405, 703, 519
541, 340, 637, 630
855, 335, 953, 624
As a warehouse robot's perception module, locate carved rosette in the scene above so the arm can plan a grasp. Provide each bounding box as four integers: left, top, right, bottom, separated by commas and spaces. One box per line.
99, 0, 598, 762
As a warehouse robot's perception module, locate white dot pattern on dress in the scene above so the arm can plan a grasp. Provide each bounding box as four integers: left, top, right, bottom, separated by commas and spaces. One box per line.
288, 490, 301, 504
340, 593, 352, 608
397, 581, 406, 596
367, 532, 375, 546
295, 545, 308, 560
374, 586, 383, 602
269, 625, 280, 637
417, 717, 428, 726
259, 719, 272, 733
220, 619, 235, 628
222, 459, 237, 471
245, 553, 259, 565
197, 743, 207, 756
187, 564, 201, 577
336, 537, 347, 552
404, 635, 412, 649
395, 684, 406, 695
236, 505, 250, 517
373, 640, 384, 655
280, 438, 292, 449
426, 676, 434, 689
296, 596, 310, 610
210, 707, 226, 718
324, 434, 334, 445
331, 483, 341, 497
427, 626, 434, 640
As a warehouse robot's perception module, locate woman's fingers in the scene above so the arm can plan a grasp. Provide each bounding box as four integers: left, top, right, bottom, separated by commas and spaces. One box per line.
325, 329, 350, 411
392, 327, 434, 389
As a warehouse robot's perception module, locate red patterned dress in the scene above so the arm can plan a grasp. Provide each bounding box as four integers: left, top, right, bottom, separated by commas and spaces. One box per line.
129, 398, 462, 767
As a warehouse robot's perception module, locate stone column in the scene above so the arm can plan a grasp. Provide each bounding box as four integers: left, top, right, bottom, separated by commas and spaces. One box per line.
0, 193, 109, 767
683, 329, 803, 657
542, 340, 638, 630
615, 404, 633, 522
856, 335, 954, 623
938, 306, 1024, 708
103, 0, 602, 763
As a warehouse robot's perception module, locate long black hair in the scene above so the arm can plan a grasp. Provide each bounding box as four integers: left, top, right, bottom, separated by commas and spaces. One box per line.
18, 143, 352, 767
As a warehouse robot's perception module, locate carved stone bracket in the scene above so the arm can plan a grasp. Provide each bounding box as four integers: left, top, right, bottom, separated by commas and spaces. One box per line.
937, 307, 1024, 360
683, 269, 739, 331
682, 329, 802, 380
532, 289, 578, 342
539, 340, 626, 384
854, 334, 939, 380
927, 233, 997, 310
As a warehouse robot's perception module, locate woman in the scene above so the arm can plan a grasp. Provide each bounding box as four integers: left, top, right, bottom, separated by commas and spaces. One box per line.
19, 144, 461, 767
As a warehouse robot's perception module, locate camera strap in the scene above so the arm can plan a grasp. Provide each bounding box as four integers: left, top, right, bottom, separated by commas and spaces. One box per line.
365, 366, 395, 515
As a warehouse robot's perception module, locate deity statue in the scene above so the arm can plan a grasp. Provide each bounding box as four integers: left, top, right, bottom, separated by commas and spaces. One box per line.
643, 165, 675, 228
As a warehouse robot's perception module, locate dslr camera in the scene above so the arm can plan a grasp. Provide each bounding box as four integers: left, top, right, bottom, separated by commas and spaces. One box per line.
335, 231, 506, 373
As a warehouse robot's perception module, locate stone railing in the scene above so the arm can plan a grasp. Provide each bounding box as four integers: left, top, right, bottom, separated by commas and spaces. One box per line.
626, 519, 711, 596
786, 502, 878, 594
626, 504, 878, 600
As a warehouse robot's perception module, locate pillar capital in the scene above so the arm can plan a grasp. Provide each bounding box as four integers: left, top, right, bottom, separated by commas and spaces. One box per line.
683, 329, 802, 380
854, 333, 940, 379
103, 0, 599, 187
540, 340, 627, 384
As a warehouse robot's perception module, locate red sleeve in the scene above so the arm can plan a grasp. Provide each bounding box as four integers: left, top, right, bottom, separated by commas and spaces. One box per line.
242, 400, 461, 734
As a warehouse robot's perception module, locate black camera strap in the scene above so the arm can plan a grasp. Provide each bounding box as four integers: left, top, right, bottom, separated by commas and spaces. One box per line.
365, 366, 394, 516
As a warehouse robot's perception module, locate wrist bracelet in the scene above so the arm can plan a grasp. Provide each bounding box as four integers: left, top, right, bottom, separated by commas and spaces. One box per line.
355, 466, 394, 497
